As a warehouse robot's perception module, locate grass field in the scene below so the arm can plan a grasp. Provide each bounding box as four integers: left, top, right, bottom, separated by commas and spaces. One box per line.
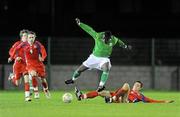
0, 90, 180, 117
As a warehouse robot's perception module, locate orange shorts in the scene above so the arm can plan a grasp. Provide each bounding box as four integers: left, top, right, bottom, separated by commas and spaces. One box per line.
13, 61, 28, 80
26, 63, 46, 78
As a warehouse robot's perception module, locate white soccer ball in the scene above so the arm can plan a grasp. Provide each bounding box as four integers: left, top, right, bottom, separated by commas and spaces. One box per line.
62, 93, 73, 103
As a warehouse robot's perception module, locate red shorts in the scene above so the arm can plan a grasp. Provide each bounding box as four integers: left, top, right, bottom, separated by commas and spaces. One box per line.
26, 62, 46, 78
13, 60, 28, 80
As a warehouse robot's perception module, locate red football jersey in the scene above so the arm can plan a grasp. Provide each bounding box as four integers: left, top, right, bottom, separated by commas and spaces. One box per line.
24, 41, 47, 65
128, 90, 166, 103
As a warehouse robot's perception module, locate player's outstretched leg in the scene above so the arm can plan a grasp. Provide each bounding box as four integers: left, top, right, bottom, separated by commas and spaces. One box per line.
65, 79, 74, 84
65, 64, 88, 84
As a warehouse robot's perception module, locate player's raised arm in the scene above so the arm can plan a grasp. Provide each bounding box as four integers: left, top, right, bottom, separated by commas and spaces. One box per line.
75, 18, 98, 39
113, 36, 132, 50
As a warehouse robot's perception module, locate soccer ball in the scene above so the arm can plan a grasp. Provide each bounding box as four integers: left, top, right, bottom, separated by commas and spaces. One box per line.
62, 93, 73, 103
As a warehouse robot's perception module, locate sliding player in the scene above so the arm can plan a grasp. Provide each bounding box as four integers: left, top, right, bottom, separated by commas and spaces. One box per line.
65, 18, 131, 92
75, 83, 130, 103
128, 81, 174, 103
105, 81, 174, 103
75, 81, 174, 103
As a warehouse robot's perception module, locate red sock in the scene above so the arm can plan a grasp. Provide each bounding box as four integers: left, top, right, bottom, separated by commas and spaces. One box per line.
42, 81, 48, 91
85, 91, 98, 99
25, 83, 30, 91
32, 77, 38, 87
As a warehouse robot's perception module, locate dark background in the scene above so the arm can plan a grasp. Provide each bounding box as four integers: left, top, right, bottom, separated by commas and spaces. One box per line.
1, 0, 180, 37
1, 0, 180, 65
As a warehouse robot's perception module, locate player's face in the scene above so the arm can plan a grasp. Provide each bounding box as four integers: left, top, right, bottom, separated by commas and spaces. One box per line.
27, 34, 36, 44
21, 33, 28, 42
102, 34, 110, 44
133, 82, 142, 91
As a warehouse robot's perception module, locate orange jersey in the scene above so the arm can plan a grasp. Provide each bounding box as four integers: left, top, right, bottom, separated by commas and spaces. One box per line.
24, 41, 47, 65
12, 41, 47, 64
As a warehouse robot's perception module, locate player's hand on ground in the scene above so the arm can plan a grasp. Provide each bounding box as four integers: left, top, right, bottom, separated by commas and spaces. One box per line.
165, 100, 174, 103
8, 57, 12, 63
15, 57, 22, 62
75, 18, 80, 25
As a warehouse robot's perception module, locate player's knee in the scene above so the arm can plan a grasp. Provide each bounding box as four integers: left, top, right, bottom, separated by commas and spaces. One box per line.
123, 83, 130, 90
98, 90, 111, 97
41, 78, 47, 82
24, 75, 29, 83
101, 63, 110, 72
30, 70, 37, 77
15, 81, 19, 86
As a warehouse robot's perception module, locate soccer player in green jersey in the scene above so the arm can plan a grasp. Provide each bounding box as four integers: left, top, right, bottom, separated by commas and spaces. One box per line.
65, 18, 131, 92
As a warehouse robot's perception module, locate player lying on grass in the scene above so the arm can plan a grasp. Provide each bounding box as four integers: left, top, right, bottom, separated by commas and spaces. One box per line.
75, 83, 130, 103
75, 81, 174, 103
126, 81, 174, 103
65, 18, 131, 92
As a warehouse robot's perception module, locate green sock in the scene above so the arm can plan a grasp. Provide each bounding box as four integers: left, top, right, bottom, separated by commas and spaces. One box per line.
99, 71, 109, 86
72, 71, 80, 80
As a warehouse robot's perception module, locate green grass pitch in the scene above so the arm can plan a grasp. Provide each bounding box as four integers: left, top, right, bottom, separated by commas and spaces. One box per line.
0, 90, 180, 117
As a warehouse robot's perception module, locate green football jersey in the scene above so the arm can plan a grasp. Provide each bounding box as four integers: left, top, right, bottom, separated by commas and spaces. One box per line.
79, 22, 126, 57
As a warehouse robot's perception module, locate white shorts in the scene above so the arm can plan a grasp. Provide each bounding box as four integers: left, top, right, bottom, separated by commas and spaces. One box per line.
83, 54, 111, 71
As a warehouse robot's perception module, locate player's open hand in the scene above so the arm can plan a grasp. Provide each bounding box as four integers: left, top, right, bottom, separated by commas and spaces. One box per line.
75, 18, 80, 25
8, 57, 12, 63
123, 45, 132, 51
165, 100, 174, 103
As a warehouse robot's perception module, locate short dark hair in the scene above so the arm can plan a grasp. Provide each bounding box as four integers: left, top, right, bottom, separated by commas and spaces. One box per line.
135, 81, 143, 88
19, 29, 28, 37
28, 31, 36, 37
104, 31, 112, 39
